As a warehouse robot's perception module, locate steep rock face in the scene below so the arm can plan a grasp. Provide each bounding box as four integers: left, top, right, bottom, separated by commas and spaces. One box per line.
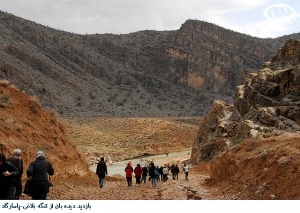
191, 39, 300, 164
166, 20, 273, 93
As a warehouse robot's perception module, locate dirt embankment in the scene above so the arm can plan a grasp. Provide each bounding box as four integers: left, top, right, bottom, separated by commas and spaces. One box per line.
207, 133, 300, 200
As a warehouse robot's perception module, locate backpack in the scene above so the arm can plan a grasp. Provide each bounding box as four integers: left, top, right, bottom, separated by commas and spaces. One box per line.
153, 167, 159, 176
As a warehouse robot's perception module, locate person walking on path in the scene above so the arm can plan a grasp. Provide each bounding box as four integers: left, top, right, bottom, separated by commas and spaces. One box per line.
141, 166, 148, 183
183, 163, 189, 180
7, 149, 23, 199
26, 151, 54, 200
125, 162, 133, 186
173, 164, 180, 180
0, 153, 19, 200
170, 163, 175, 180
134, 163, 142, 184
158, 166, 163, 182
149, 162, 158, 188
96, 157, 108, 188
162, 164, 169, 182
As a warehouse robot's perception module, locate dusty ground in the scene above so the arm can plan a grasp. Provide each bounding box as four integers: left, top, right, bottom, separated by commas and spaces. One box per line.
21, 155, 219, 200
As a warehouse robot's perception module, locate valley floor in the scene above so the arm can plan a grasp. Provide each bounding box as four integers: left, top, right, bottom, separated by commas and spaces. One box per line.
20, 155, 221, 200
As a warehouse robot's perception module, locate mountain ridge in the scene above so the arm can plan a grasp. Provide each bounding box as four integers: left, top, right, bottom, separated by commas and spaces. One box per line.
0, 10, 300, 117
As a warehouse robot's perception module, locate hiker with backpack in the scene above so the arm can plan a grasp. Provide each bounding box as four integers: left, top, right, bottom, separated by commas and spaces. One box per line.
148, 162, 158, 187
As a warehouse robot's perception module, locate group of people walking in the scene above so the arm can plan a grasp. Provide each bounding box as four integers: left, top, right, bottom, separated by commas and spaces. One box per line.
95, 157, 189, 189
0, 149, 54, 200
125, 162, 189, 187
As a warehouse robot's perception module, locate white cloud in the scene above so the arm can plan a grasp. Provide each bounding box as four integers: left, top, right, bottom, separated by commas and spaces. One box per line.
0, 0, 298, 37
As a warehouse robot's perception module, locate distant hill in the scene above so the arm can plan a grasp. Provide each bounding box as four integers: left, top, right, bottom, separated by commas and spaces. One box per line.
0, 11, 299, 117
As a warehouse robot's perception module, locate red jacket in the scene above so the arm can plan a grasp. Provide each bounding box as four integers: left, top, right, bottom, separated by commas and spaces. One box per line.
134, 165, 142, 178
125, 166, 133, 177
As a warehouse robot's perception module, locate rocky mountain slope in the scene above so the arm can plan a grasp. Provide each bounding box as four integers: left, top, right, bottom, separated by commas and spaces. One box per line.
1, 11, 300, 117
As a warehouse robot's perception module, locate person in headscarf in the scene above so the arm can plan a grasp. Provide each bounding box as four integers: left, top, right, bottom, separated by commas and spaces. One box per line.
26, 151, 54, 200
0, 153, 19, 200
7, 149, 23, 199
96, 157, 108, 188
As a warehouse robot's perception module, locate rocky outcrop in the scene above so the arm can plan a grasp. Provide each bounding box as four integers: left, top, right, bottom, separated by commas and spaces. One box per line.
234, 39, 300, 130
191, 39, 300, 164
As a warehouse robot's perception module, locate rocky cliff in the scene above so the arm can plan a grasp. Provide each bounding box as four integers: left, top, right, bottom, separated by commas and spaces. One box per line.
1, 11, 300, 117
191, 39, 300, 164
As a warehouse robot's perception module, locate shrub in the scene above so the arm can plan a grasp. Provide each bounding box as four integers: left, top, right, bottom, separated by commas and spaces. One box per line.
29, 95, 42, 113
0, 94, 10, 107
0, 79, 10, 86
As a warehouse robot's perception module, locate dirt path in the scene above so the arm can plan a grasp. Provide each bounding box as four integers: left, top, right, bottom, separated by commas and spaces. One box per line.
19, 154, 220, 200
39, 168, 216, 200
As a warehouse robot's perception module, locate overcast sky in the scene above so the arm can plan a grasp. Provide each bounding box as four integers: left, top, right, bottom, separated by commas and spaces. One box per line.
0, 0, 299, 38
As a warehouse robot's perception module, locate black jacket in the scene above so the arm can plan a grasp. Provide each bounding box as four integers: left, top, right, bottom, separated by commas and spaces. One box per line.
142, 166, 148, 176
96, 161, 107, 178
0, 161, 19, 199
26, 157, 54, 181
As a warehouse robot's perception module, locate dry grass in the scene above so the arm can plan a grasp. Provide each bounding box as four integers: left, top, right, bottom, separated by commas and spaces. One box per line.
0, 94, 10, 107
66, 117, 202, 162
0, 79, 10, 86
29, 95, 42, 113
